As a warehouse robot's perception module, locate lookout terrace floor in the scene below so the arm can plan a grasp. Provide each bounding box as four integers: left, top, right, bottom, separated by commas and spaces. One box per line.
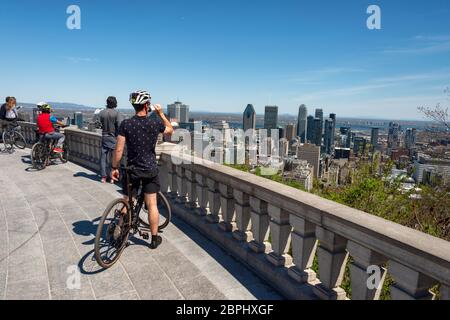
0, 149, 282, 300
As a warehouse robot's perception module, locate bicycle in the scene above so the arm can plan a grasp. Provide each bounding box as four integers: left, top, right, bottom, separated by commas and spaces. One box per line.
31, 126, 69, 170
1, 121, 26, 152
94, 167, 172, 269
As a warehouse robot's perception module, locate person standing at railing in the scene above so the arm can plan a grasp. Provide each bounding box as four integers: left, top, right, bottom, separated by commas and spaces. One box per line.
0, 97, 19, 122
98, 96, 123, 184
0, 97, 22, 136
111, 90, 174, 249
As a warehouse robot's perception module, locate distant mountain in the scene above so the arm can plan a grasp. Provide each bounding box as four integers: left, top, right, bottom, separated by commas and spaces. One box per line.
18, 102, 94, 110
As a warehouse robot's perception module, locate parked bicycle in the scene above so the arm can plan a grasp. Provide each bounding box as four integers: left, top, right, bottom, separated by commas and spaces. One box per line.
31, 126, 69, 170
1, 121, 26, 152
95, 166, 172, 269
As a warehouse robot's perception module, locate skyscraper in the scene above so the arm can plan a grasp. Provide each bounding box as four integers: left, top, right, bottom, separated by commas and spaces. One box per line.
371, 127, 379, 150
243, 104, 256, 131
74, 112, 83, 129
388, 122, 400, 150
297, 143, 321, 178
329, 113, 336, 148
353, 137, 367, 157
306, 115, 315, 143
313, 118, 322, 147
324, 118, 334, 154
264, 106, 278, 136
297, 104, 307, 143
315, 108, 324, 131
285, 124, 296, 142
405, 128, 417, 150
167, 101, 189, 123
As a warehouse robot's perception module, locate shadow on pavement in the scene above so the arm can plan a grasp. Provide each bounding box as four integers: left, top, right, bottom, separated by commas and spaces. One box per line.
73, 172, 101, 183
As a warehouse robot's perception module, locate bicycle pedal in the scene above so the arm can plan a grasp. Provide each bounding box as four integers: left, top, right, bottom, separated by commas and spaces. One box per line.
141, 232, 149, 240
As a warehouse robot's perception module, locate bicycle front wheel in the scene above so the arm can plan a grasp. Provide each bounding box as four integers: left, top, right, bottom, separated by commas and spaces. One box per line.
31, 143, 47, 170
139, 192, 172, 231
95, 198, 131, 269
13, 131, 26, 149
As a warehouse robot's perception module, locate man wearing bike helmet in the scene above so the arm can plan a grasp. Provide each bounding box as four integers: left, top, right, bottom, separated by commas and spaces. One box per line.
36, 103, 67, 153
111, 90, 173, 249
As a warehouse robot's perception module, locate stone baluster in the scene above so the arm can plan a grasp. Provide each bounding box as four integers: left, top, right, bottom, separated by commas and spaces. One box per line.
313, 226, 349, 300
83, 136, 88, 159
248, 197, 271, 254
267, 205, 292, 267
232, 190, 252, 242
185, 169, 197, 209
218, 183, 235, 232
158, 159, 169, 193
176, 166, 187, 203
347, 241, 387, 300
167, 162, 178, 198
205, 178, 220, 224
288, 216, 317, 283
388, 261, 437, 300
441, 285, 450, 300
195, 173, 208, 216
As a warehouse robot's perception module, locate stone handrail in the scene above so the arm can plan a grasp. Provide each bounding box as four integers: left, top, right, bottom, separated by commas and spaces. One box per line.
159, 152, 450, 300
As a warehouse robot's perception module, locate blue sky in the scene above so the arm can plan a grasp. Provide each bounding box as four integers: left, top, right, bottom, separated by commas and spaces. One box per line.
1, 0, 449, 120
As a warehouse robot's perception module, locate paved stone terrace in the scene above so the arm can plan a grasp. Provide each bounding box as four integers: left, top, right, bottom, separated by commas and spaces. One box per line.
0, 149, 282, 300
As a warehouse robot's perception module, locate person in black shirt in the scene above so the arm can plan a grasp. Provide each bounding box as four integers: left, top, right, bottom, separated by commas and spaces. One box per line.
112, 90, 173, 249
98, 96, 123, 184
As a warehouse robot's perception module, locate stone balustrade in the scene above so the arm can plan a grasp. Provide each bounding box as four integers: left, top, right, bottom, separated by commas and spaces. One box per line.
159, 152, 450, 300
15, 122, 450, 300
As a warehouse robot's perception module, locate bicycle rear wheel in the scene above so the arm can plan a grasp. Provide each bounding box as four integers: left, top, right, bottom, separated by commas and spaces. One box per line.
2, 131, 14, 152
138, 192, 172, 231
95, 198, 131, 269
31, 143, 47, 170
13, 131, 26, 149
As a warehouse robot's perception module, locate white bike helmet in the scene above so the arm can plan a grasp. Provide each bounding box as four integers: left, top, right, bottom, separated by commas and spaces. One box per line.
129, 90, 151, 105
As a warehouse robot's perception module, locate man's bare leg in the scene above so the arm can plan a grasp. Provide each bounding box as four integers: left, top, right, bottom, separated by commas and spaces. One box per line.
145, 193, 161, 249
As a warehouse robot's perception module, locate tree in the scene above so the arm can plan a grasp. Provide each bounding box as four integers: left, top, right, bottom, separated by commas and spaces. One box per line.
418, 87, 449, 129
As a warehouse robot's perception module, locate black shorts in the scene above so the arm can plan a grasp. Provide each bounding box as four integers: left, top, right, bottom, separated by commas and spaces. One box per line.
122, 169, 160, 196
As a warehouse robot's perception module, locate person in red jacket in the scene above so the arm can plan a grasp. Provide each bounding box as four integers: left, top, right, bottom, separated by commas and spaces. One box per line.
37, 103, 66, 153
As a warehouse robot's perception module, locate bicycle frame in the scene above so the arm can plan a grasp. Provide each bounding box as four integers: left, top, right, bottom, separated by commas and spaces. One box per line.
124, 168, 147, 233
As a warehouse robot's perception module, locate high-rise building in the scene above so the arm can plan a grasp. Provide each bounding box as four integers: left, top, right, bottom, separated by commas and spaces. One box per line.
243, 104, 256, 131
339, 126, 352, 148
388, 122, 400, 150
297, 143, 321, 178
167, 101, 190, 123
371, 127, 380, 150
306, 115, 315, 143
74, 112, 83, 129
315, 108, 324, 131
329, 113, 336, 149
264, 106, 278, 136
405, 128, 417, 150
313, 118, 322, 147
353, 137, 367, 157
323, 118, 334, 154
297, 104, 307, 143
285, 124, 296, 142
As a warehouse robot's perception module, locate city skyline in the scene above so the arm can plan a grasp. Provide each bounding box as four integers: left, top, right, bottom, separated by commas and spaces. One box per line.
1, 1, 449, 120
